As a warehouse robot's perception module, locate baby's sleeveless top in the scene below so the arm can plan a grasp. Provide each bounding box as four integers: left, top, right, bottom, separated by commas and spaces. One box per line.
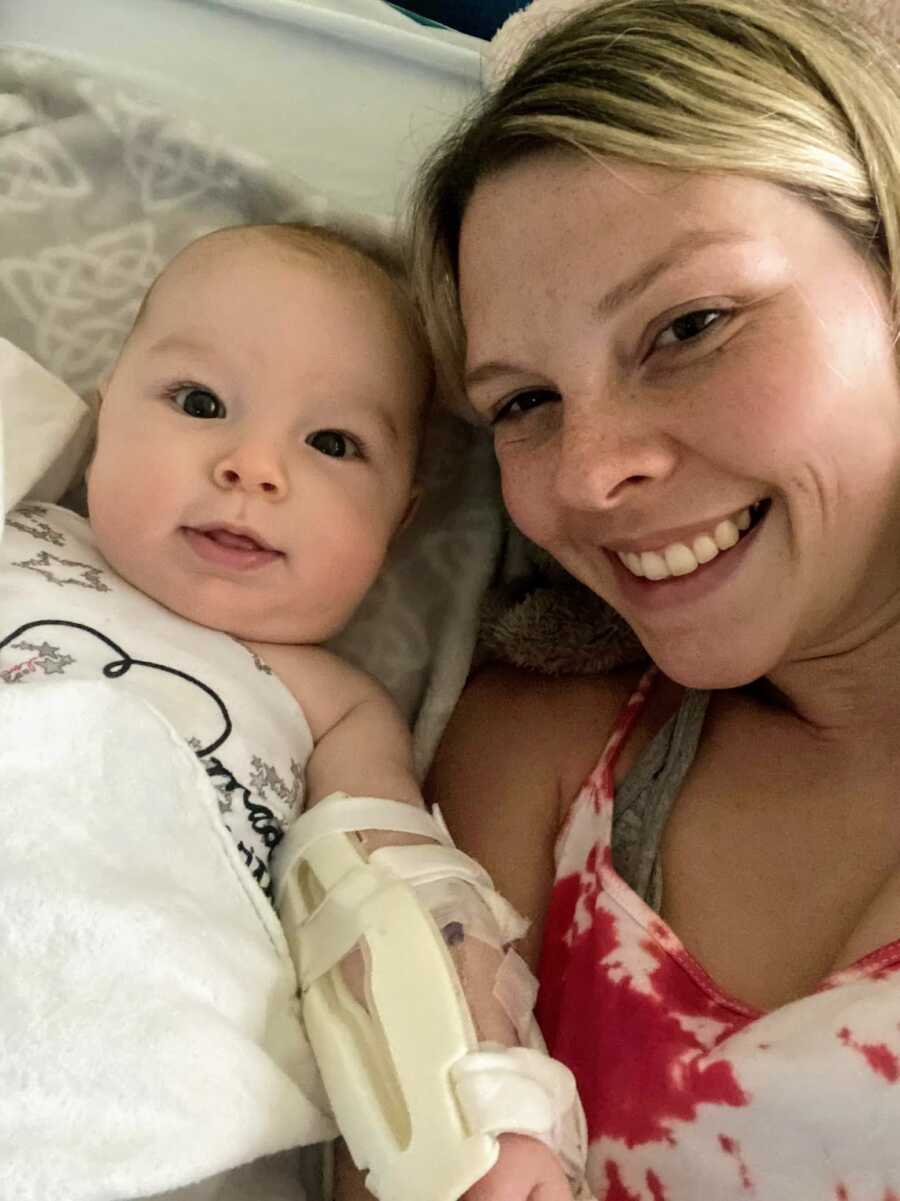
0, 503, 312, 897
538, 668, 900, 1200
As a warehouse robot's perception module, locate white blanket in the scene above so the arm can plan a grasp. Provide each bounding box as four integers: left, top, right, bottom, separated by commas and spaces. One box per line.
0, 681, 336, 1201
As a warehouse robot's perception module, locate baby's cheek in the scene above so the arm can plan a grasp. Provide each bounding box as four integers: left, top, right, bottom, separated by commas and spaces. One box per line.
88, 476, 154, 584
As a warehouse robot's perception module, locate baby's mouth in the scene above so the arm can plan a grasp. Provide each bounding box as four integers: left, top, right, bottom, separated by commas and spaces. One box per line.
183, 524, 284, 569
202, 528, 272, 553
190, 524, 282, 556
615, 499, 770, 581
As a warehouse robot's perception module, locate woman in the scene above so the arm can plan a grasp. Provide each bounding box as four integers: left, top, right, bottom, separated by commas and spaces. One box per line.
413, 0, 900, 1195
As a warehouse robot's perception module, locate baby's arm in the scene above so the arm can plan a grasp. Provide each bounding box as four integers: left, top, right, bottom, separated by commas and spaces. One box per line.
251, 643, 580, 1201
299, 650, 421, 809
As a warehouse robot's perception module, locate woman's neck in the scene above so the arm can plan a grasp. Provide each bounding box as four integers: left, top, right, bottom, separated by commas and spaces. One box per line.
761, 600, 900, 742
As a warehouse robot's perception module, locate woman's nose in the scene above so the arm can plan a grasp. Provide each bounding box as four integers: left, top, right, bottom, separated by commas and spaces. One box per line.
212, 442, 288, 499
553, 409, 676, 513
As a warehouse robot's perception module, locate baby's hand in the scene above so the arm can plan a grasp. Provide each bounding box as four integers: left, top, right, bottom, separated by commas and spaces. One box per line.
463, 1134, 573, 1201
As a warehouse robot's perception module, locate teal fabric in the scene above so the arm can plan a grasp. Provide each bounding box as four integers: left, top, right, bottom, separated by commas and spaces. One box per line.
390, 1, 523, 38
387, 3, 450, 29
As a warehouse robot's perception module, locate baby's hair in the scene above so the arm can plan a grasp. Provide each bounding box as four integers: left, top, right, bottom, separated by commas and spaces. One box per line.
254, 220, 434, 393
409, 0, 900, 411
257, 219, 408, 287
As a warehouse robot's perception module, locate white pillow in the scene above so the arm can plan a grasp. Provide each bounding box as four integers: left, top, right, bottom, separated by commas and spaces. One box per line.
0, 339, 92, 527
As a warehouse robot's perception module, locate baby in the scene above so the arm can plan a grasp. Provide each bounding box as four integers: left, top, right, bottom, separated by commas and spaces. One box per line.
0, 225, 581, 1201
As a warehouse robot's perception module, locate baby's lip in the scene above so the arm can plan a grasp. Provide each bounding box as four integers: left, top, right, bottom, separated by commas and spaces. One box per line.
189, 522, 281, 554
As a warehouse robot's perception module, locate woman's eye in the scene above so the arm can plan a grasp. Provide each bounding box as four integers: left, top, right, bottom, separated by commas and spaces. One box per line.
493, 388, 559, 425
654, 308, 726, 350
306, 429, 361, 459
172, 386, 225, 419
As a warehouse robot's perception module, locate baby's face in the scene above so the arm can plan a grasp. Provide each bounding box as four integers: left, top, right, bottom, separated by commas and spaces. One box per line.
88, 233, 425, 644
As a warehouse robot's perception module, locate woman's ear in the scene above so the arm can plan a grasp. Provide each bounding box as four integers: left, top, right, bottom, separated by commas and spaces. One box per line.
94, 374, 109, 412
395, 485, 423, 536
83, 378, 108, 484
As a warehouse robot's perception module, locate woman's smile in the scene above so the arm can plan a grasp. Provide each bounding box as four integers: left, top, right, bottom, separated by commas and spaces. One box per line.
608, 504, 768, 614
610, 499, 769, 580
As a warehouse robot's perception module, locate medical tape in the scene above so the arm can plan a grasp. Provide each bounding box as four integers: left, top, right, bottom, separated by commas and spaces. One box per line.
293, 860, 411, 991
275, 792, 527, 941
371, 844, 528, 943
274, 793, 453, 897
372, 841, 492, 890
427, 891, 509, 952
492, 949, 540, 1045
288, 846, 529, 992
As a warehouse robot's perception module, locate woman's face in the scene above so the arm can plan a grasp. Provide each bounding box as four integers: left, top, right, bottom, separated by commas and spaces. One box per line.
459, 153, 900, 687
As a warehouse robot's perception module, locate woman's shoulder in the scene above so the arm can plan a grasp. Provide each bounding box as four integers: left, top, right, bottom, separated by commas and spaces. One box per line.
432, 659, 689, 807
456, 658, 643, 743
432, 661, 648, 814
427, 661, 650, 964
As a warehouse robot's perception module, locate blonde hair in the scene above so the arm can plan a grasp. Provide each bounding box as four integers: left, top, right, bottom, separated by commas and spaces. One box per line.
409, 0, 900, 410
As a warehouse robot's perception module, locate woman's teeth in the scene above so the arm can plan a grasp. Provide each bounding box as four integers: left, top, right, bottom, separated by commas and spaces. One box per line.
617, 505, 756, 581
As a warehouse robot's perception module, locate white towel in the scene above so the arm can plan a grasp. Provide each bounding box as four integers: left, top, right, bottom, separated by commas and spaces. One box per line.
0, 681, 336, 1201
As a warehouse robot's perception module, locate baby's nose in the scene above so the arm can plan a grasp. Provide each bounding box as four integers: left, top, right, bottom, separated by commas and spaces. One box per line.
212, 445, 287, 497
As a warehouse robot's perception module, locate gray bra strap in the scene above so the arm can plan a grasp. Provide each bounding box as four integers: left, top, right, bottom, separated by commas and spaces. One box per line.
610, 688, 711, 913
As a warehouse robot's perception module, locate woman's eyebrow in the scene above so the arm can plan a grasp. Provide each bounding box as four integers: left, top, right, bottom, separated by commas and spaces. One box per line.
593, 229, 758, 320
465, 230, 758, 389
465, 359, 525, 390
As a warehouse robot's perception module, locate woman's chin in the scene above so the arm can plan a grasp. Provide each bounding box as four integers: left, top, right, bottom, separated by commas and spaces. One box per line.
638, 630, 780, 692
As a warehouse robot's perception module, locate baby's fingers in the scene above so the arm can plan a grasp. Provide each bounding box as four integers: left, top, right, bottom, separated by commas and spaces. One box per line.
463, 1134, 573, 1201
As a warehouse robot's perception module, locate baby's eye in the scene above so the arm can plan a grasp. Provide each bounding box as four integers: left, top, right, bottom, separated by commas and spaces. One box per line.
653, 308, 726, 350
306, 429, 362, 459
493, 388, 559, 425
171, 385, 226, 419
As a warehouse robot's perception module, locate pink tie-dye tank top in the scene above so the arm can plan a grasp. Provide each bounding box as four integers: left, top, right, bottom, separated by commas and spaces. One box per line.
537, 668, 900, 1201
